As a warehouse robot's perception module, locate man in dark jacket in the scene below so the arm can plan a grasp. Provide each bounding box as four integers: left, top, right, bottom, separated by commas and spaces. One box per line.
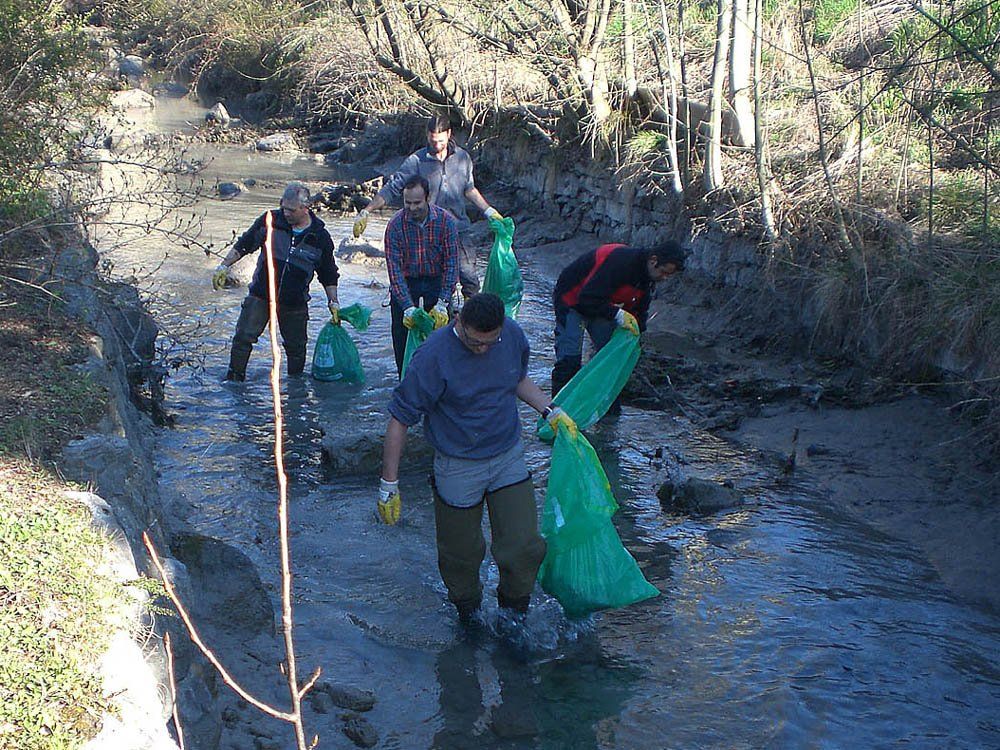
213, 182, 341, 381
551, 241, 685, 395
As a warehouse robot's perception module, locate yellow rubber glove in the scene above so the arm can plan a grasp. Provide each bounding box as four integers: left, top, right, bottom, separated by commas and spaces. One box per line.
212, 265, 230, 290
378, 478, 401, 525
430, 303, 449, 330
352, 209, 370, 239
616, 309, 640, 336
484, 206, 504, 222
545, 406, 579, 438
328, 302, 340, 325
402, 306, 418, 330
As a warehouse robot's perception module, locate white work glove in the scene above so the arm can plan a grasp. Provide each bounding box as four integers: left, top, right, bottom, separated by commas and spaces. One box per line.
615, 309, 640, 336
402, 306, 418, 330
544, 406, 578, 437
353, 209, 370, 239
484, 206, 503, 221
377, 477, 401, 525
212, 264, 230, 290
430, 303, 449, 329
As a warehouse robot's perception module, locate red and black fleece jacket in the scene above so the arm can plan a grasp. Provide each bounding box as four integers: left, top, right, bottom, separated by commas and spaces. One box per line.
553, 244, 656, 330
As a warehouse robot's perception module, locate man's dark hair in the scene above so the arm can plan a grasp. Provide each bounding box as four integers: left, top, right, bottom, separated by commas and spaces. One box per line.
648, 241, 686, 271
427, 115, 452, 133
402, 174, 430, 199
460, 293, 505, 332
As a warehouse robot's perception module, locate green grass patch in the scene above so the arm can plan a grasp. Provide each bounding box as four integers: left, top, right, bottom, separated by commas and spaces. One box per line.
921, 170, 1000, 242
0, 460, 134, 749
811, 0, 861, 44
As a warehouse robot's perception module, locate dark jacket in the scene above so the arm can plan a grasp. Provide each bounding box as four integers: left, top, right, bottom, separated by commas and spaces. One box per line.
234, 210, 339, 307
553, 244, 655, 329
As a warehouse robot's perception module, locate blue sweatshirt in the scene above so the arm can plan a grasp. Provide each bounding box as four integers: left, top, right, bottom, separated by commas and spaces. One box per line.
388, 318, 529, 459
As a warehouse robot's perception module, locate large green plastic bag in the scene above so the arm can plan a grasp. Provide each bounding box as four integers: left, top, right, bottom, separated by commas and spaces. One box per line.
311, 303, 372, 383
537, 429, 659, 618
400, 307, 435, 376
537, 328, 641, 442
482, 216, 523, 318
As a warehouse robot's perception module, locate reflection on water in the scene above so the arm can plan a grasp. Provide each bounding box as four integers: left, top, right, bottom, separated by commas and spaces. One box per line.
99, 97, 1000, 749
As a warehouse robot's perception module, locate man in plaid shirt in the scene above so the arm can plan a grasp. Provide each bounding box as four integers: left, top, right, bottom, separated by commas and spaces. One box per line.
384, 174, 460, 375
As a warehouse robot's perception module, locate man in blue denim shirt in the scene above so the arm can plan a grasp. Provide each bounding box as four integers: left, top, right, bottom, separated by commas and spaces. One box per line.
377, 294, 576, 622
353, 115, 504, 301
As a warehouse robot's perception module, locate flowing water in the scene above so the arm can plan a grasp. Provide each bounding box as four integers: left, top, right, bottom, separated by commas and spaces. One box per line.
100, 99, 999, 749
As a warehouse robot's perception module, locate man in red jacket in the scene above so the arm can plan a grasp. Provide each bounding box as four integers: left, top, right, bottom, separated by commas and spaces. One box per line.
551, 241, 685, 396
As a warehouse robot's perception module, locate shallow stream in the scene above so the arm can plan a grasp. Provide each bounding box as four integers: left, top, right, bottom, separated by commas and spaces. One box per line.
101, 99, 999, 749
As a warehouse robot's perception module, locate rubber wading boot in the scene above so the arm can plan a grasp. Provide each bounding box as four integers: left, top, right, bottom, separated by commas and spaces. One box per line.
455, 598, 482, 625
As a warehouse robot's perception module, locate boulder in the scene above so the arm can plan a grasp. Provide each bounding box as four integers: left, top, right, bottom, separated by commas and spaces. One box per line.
153, 81, 188, 98
169, 533, 275, 637
110, 89, 156, 111
319, 682, 376, 712
118, 55, 145, 78
256, 132, 297, 152
217, 181, 243, 199
322, 429, 434, 476
341, 713, 379, 748
657, 476, 742, 515
206, 102, 231, 125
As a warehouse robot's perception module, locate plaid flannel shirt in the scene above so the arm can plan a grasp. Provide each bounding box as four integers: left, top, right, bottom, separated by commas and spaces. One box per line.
384, 204, 460, 309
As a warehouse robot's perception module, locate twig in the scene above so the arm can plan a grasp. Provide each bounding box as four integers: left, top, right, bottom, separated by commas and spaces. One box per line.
163, 631, 186, 750
262, 212, 311, 750
142, 532, 294, 721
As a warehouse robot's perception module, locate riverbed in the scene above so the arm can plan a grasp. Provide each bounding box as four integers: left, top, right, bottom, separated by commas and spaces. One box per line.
99, 96, 999, 749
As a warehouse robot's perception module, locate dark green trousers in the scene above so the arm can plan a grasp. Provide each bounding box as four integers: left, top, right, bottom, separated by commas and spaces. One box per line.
433, 478, 546, 613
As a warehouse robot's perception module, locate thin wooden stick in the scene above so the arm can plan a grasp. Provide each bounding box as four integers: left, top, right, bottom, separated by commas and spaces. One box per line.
262, 210, 310, 750
142, 532, 293, 721
163, 631, 186, 750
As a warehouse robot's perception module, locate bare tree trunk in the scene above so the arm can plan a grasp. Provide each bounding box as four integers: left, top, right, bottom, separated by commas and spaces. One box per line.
343, 0, 467, 118
624, 0, 637, 97
550, 0, 615, 137
855, 0, 865, 219
406, 1, 468, 121
704, 0, 732, 191
729, 0, 755, 147
678, 0, 691, 182
797, 0, 852, 250
752, 0, 776, 241
657, 0, 683, 193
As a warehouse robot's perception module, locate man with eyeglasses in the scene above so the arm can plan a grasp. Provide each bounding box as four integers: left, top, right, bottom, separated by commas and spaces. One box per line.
377, 293, 576, 624
213, 182, 341, 381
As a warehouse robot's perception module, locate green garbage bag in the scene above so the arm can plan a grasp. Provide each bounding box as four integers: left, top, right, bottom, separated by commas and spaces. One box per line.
537, 428, 659, 618
537, 328, 641, 442
482, 216, 523, 318
311, 303, 372, 383
400, 307, 435, 376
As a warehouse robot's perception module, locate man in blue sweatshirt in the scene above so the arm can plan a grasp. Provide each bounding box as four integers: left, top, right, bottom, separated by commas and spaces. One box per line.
378, 293, 576, 622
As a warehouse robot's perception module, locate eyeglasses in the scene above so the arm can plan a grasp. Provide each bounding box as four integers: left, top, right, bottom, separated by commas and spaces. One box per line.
458, 324, 502, 350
